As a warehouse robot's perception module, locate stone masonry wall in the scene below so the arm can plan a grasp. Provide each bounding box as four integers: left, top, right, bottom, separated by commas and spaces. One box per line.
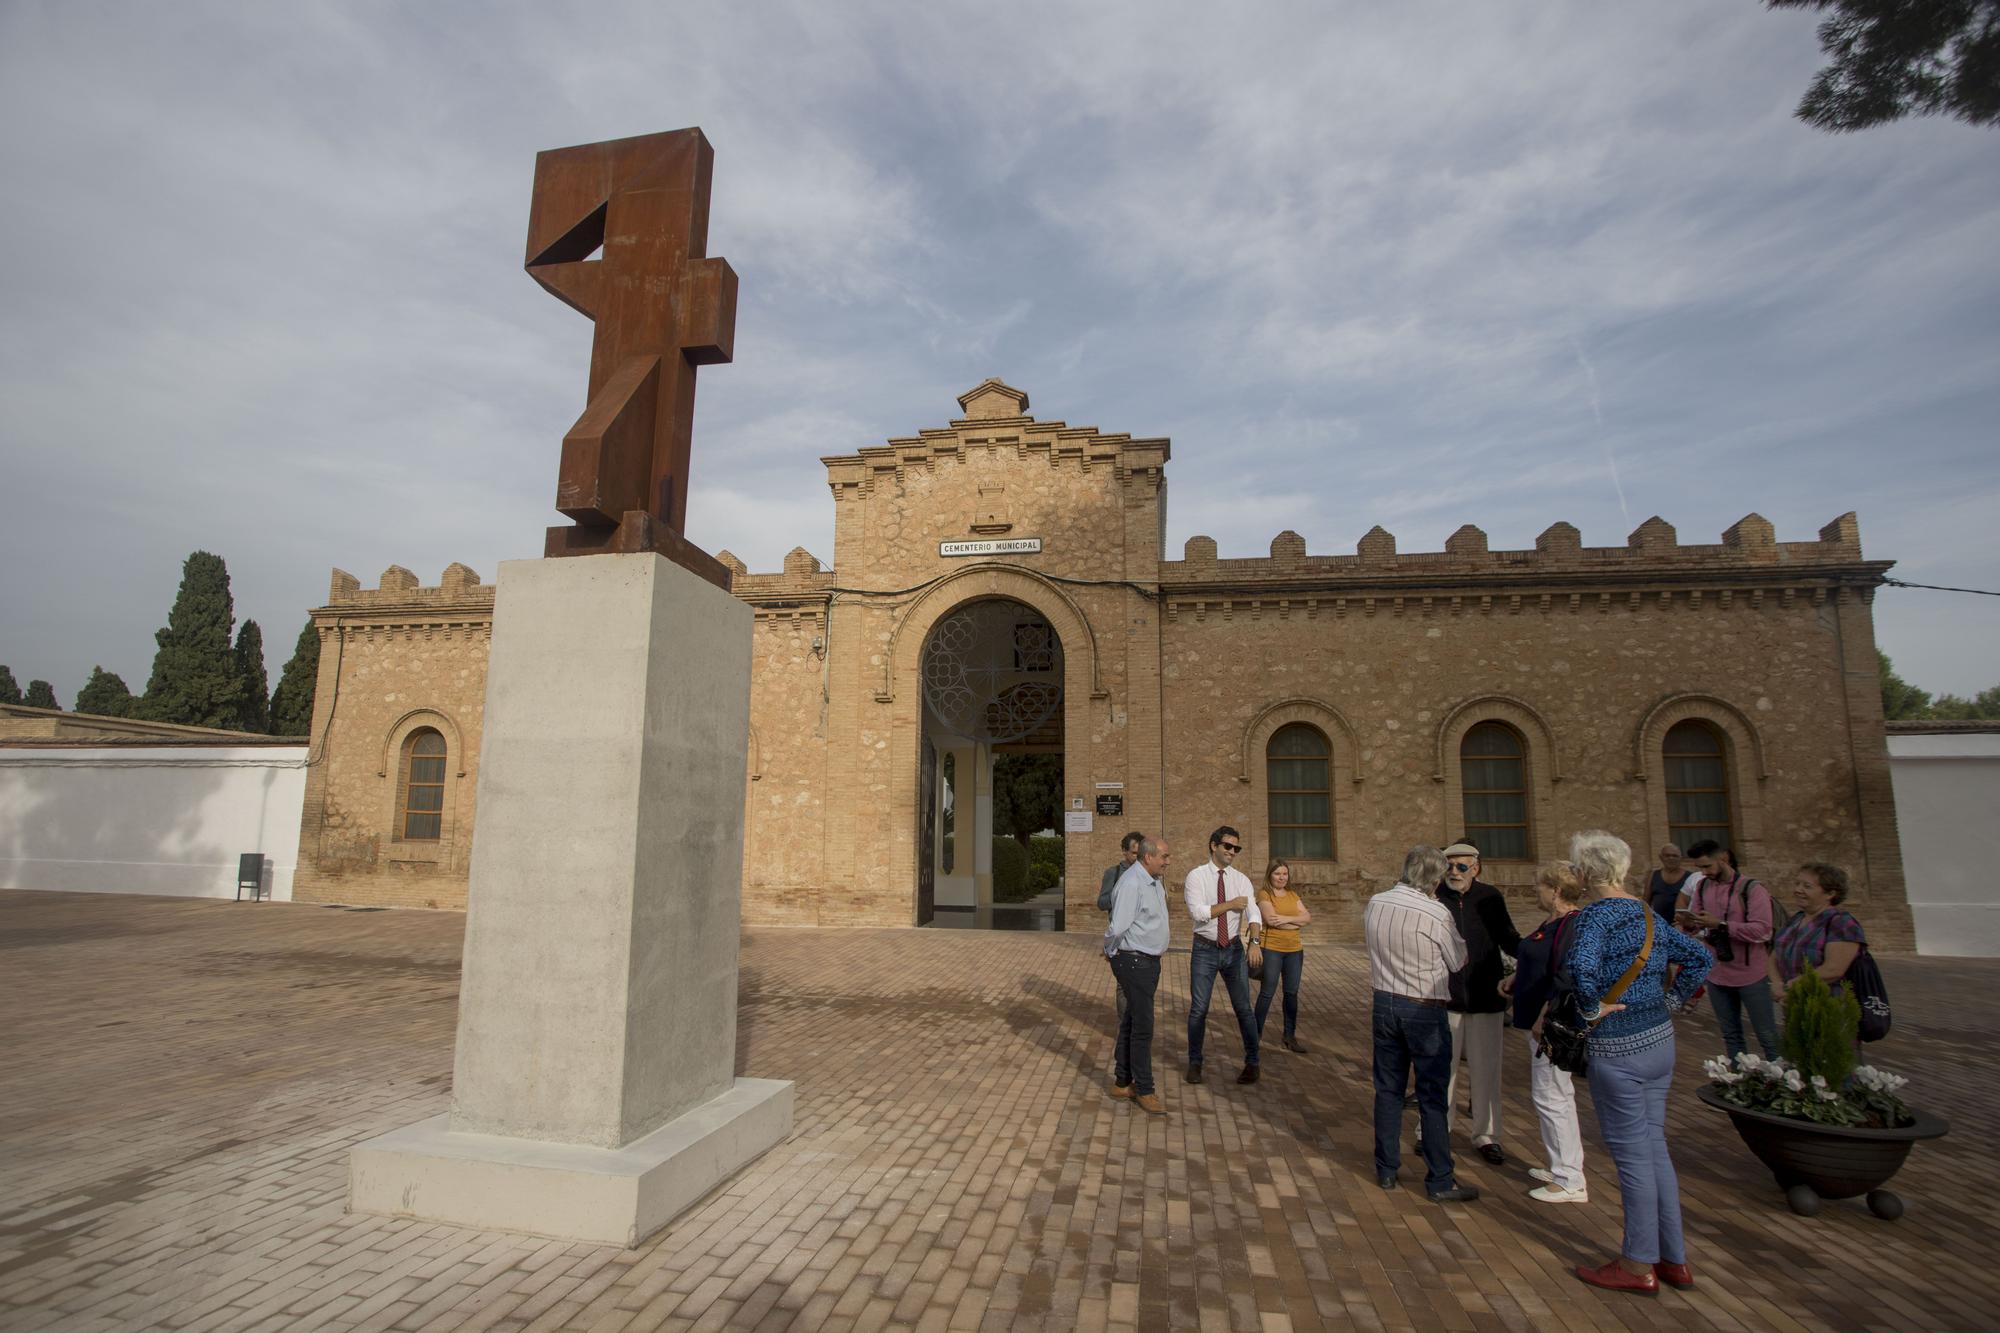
291, 565, 493, 911
1155, 514, 1912, 950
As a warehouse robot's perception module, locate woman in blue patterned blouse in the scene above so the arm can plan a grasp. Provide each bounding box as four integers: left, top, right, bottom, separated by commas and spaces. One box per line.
1563, 830, 1714, 1297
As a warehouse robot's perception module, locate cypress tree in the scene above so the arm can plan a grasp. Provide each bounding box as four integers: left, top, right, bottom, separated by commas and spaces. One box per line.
234, 619, 270, 733
75, 667, 136, 717
138, 551, 246, 729
0, 666, 20, 705
268, 618, 321, 737
24, 680, 60, 710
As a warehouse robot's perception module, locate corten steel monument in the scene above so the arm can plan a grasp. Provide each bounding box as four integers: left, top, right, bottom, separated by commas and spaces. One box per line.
350, 128, 790, 1247
527, 128, 738, 588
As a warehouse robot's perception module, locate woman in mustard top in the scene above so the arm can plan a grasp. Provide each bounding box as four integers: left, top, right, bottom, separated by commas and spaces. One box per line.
1255, 859, 1312, 1054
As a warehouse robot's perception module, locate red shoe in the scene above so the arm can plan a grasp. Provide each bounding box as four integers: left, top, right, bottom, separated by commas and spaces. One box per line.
1574, 1259, 1658, 1296
1654, 1261, 1694, 1290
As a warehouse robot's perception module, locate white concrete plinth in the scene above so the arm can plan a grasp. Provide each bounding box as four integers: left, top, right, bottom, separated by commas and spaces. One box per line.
351, 1078, 792, 1247
351, 553, 792, 1245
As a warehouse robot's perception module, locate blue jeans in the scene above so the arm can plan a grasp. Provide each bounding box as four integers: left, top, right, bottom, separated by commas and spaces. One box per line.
1255, 948, 1303, 1040
1587, 1038, 1685, 1265
1710, 978, 1780, 1060
1187, 938, 1259, 1067
1371, 992, 1455, 1192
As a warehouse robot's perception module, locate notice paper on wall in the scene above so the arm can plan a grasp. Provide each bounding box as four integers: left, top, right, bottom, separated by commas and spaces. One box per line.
1064, 810, 1093, 833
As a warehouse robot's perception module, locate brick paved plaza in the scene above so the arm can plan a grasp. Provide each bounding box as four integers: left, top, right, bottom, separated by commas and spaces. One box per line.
2, 890, 1996, 1332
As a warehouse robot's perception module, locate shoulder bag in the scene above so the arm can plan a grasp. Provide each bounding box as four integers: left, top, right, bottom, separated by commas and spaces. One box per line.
1541, 905, 1654, 1076
1844, 929, 1892, 1042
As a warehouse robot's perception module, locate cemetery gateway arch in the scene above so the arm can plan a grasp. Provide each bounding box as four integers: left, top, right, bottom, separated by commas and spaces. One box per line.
910, 588, 1078, 928
293, 377, 1916, 949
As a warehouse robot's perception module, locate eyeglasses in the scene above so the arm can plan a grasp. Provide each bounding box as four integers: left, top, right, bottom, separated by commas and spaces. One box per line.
1447, 860, 1474, 871
1218, 843, 1242, 854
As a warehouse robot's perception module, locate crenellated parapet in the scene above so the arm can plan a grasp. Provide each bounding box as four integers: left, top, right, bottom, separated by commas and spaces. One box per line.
724, 547, 835, 625
314, 564, 496, 640
326, 563, 492, 608
1162, 512, 1889, 619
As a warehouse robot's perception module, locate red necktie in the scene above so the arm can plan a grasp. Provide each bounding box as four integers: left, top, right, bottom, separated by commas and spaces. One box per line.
1216, 866, 1230, 948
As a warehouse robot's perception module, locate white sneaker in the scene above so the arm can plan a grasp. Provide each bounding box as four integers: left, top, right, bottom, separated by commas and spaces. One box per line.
1529, 1184, 1588, 1204
1528, 1168, 1554, 1184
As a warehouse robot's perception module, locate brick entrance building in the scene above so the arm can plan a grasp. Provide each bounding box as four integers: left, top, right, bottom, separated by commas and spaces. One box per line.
291, 380, 1911, 945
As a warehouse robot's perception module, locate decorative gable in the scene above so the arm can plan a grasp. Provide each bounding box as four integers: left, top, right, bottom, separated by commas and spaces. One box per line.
955, 378, 1031, 421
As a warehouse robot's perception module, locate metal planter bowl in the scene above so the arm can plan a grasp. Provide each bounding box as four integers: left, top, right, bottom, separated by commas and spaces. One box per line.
1696, 1083, 1949, 1219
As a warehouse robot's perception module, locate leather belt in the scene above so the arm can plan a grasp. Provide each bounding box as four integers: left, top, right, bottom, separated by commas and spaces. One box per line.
1375, 989, 1445, 1008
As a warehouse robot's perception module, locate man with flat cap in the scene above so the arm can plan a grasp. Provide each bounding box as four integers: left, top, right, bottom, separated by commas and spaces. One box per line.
1436, 839, 1519, 1166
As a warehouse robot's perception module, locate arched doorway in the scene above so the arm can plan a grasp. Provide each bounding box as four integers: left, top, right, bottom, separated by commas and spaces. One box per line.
917, 597, 1065, 930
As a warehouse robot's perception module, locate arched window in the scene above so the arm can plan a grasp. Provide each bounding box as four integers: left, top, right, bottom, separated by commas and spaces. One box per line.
1266, 724, 1332, 859
1664, 720, 1731, 849
399, 729, 448, 840
1460, 722, 1529, 860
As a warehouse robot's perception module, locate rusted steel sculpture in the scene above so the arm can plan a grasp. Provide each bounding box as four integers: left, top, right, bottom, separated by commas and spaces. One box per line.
525, 128, 737, 587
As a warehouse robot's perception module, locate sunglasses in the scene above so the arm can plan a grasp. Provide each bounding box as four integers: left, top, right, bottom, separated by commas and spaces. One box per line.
1218, 843, 1242, 854
1447, 860, 1474, 871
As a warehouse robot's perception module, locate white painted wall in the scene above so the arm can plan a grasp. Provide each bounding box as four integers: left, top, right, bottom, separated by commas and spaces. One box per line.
0, 745, 309, 901
1889, 730, 2000, 957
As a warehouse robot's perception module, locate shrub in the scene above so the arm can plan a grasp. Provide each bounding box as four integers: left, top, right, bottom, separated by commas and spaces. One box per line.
1026, 861, 1060, 896
992, 837, 1030, 903
1782, 965, 1858, 1090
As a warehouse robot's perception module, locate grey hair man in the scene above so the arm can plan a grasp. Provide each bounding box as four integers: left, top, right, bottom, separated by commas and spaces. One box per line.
1105, 836, 1172, 1114
1099, 831, 1145, 1031
1365, 845, 1477, 1203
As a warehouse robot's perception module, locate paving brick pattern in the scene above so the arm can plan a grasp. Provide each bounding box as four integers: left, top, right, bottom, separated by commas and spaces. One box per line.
2, 890, 1994, 1332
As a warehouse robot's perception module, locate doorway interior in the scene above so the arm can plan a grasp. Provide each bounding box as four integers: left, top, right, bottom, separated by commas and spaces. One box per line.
917, 597, 1065, 931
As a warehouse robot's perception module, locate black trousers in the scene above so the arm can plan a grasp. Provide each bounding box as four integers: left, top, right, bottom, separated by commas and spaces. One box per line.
1111, 951, 1161, 1096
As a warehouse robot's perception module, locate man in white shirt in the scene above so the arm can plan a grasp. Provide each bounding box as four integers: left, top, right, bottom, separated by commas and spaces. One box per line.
1364, 845, 1478, 1203
1183, 825, 1263, 1086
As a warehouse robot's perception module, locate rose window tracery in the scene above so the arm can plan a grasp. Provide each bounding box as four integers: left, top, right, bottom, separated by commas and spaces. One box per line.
920, 600, 1064, 743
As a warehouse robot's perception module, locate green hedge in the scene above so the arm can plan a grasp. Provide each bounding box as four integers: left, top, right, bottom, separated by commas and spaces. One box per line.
992, 838, 1030, 903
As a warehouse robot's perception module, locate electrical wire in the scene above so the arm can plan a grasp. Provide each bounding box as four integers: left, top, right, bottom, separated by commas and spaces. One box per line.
1882, 577, 2000, 597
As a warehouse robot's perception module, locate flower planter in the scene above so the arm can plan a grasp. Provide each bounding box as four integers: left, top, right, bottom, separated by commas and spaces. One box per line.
1696, 1084, 1949, 1218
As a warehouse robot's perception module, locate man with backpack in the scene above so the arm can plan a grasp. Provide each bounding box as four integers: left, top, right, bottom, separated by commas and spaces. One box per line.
1680, 840, 1781, 1059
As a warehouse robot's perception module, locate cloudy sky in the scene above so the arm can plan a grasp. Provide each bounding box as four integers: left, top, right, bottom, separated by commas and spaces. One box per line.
2, 1, 1995, 705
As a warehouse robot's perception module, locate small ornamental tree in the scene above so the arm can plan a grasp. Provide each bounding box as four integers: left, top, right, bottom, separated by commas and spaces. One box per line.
0, 666, 21, 705
233, 620, 270, 734
1781, 965, 1860, 1090
268, 618, 321, 736
75, 667, 136, 717
24, 680, 60, 710
138, 551, 246, 729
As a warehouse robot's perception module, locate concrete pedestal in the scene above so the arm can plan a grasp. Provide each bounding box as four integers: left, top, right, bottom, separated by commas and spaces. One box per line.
350, 553, 791, 1246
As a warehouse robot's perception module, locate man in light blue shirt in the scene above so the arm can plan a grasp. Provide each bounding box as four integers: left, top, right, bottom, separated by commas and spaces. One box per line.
1104, 836, 1172, 1114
